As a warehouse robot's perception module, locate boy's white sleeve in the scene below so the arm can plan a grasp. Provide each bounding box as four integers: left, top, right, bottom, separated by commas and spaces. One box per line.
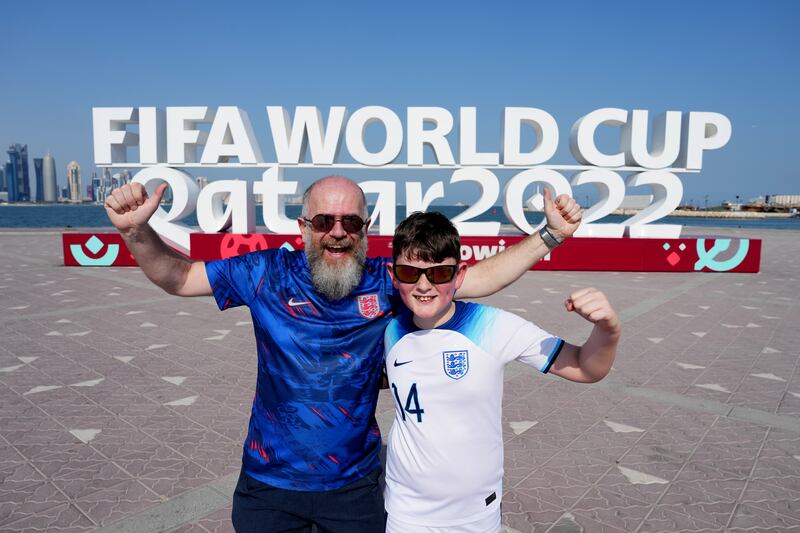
495, 310, 564, 373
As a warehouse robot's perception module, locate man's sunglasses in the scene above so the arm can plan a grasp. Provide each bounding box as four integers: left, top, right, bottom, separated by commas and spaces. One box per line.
303, 214, 366, 233
393, 264, 458, 284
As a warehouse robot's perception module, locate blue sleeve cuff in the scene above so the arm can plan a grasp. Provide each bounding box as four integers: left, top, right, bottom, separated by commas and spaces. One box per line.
542, 338, 565, 374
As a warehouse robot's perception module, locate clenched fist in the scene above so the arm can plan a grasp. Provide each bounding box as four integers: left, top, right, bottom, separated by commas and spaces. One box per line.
565, 288, 620, 335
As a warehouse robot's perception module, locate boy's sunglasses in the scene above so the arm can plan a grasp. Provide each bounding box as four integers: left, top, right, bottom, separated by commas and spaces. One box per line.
393, 264, 458, 284
303, 214, 366, 233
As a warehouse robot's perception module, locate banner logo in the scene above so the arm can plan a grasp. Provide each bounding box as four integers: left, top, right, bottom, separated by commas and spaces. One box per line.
70, 235, 120, 266
694, 239, 750, 272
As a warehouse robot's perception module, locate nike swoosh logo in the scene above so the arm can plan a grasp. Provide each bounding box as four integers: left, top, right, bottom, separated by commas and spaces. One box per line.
393, 359, 413, 367
288, 298, 311, 307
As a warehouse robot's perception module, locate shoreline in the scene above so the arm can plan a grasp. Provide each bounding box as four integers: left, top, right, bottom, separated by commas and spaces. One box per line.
3, 225, 799, 237
2, 203, 797, 220
616, 209, 797, 219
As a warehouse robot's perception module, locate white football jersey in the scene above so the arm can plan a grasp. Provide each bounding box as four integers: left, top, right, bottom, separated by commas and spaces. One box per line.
383, 301, 563, 527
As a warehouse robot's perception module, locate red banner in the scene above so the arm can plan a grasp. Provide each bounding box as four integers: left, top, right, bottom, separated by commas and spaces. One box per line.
62, 233, 760, 273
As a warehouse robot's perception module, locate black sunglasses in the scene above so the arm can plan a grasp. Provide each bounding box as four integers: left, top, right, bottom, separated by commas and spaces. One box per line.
303, 214, 366, 233
393, 264, 458, 284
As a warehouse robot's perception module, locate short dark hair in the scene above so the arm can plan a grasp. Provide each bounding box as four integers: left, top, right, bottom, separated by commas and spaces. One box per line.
392, 211, 461, 263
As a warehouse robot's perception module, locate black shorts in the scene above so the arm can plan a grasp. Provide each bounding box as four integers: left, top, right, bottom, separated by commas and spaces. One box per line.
231, 468, 385, 533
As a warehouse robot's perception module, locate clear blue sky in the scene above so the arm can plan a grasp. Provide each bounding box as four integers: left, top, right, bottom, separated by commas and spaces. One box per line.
2, 0, 797, 206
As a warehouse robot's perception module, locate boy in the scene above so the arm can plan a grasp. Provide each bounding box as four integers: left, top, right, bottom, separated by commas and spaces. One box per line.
384, 212, 621, 533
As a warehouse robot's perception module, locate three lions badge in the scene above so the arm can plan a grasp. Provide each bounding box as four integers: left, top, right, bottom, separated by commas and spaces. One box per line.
443, 350, 469, 380
357, 294, 380, 319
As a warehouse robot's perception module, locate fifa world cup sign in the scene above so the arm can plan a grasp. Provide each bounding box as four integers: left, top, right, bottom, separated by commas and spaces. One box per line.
66, 105, 760, 272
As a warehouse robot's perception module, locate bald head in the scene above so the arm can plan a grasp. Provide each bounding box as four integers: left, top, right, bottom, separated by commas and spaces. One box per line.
301, 176, 368, 219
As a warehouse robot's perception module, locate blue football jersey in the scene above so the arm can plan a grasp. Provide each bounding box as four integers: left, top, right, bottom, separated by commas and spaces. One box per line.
206, 248, 399, 491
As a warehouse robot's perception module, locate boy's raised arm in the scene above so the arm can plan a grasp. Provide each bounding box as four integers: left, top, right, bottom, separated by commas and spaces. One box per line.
550, 288, 621, 383
456, 189, 582, 298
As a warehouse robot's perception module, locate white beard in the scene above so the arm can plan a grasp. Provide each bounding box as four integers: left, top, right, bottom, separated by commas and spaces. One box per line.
304, 229, 368, 301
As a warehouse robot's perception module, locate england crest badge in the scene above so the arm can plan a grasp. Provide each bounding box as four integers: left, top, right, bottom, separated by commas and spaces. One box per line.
443, 350, 469, 380
357, 294, 381, 319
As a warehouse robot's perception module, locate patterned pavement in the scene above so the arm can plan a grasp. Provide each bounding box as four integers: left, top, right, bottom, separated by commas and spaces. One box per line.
0, 227, 798, 532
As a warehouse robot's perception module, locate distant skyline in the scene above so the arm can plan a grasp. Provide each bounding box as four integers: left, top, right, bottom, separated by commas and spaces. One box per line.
2, 1, 798, 207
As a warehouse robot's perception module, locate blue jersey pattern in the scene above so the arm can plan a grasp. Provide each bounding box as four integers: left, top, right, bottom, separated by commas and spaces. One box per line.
385, 301, 499, 352
206, 248, 399, 491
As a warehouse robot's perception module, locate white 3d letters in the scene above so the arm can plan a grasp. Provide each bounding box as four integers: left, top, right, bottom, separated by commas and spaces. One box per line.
407, 107, 455, 165
502, 108, 559, 165
201, 107, 263, 164
570, 107, 628, 167
253, 167, 300, 234
166, 107, 213, 164
132, 167, 199, 254
196, 180, 255, 234
346, 107, 403, 166
621, 110, 682, 169
267, 106, 347, 165
93, 105, 733, 247
92, 107, 139, 165
679, 112, 732, 170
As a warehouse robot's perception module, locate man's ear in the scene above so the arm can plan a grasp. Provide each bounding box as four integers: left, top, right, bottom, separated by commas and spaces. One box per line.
364, 218, 372, 233
297, 217, 306, 234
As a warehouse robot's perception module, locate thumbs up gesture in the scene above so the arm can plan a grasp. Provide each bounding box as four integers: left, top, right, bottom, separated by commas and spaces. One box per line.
104, 182, 168, 234
542, 188, 582, 241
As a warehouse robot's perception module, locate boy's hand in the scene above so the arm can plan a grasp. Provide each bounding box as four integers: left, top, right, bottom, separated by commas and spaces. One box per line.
565, 288, 620, 335
543, 188, 582, 241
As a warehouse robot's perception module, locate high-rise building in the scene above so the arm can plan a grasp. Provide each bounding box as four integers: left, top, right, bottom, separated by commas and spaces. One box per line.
121, 169, 132, 185
33, 158, 44, 202
91, 172, 102, 202
42, 152, 58, 202
0, 165, 5, 192
67, 161, 81, 203
6, 144, 30, 202
4, 162, 15, 201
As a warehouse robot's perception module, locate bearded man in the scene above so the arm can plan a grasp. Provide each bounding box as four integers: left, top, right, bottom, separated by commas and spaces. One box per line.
105, 175, 582, 533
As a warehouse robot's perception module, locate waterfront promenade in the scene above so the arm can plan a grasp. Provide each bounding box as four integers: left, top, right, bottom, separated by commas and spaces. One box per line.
1, 227, 798, 532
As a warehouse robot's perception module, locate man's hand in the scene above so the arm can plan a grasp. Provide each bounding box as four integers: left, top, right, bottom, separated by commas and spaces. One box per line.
565, 288, 621, 335
104, 183, 167, 234
543, 188, 582, 241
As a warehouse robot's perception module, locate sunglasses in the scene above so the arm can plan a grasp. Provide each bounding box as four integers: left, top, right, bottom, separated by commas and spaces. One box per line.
303, 214, 366, 233
393, 264, 458, 284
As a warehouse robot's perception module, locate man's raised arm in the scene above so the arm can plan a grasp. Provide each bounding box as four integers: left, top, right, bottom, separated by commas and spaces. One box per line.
104, 182, 212, 297
457, 189, 582, 298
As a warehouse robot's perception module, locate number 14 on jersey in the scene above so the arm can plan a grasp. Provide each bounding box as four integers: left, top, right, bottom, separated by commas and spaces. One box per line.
391, 382, 425, 423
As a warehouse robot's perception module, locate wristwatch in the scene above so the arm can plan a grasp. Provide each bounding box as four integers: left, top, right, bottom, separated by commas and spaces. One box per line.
538, 226, 562, 250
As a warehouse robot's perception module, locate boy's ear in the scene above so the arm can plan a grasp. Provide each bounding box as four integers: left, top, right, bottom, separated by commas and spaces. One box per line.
454, 261, 468, 290
387, 262, 398, 288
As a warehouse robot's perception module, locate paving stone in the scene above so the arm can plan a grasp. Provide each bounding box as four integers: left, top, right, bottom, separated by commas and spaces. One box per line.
2, 228, 800, 531
728, 502, 800, 529
73, 479, 162, 527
